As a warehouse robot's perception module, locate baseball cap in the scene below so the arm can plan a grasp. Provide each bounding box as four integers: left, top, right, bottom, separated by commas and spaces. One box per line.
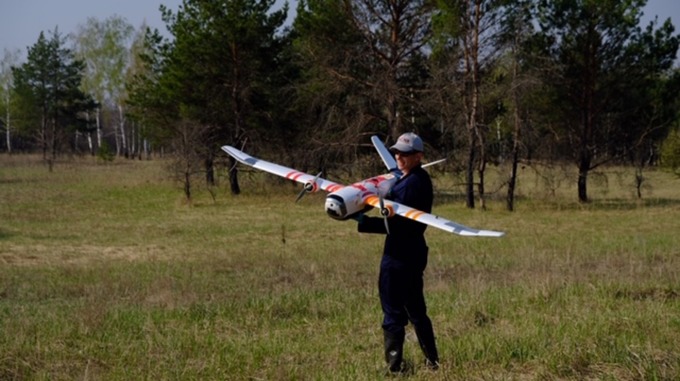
390, 132, 424, 153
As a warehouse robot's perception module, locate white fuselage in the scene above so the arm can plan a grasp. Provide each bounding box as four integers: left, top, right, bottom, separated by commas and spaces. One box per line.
324, 174, 397, 220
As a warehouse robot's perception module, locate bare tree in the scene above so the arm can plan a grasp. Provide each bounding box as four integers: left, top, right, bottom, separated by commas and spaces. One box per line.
344, 0, 434, 140
432, 0, 503, 209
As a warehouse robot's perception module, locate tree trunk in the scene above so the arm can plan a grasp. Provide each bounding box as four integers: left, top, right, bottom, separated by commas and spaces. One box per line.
507, 47, 521, 212
96, 108, 102, 151
5, 91, 10, 154
577, 151, 590, 203
50, 114, 57, 172
87, 133, 93, 155
229, 158, 240, 195
507, 102, 521, 211
462, 0, 483, 209
205, 155, 215, 186
118, 104, 127, 158
477, 162, 486, 210
507, 147, 519, 211
183, 169, 192, 201
465, 144, 475, 209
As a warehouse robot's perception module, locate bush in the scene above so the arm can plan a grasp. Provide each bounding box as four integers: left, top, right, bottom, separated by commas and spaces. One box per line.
660, 127, 680, 176
97, 141, 114, 162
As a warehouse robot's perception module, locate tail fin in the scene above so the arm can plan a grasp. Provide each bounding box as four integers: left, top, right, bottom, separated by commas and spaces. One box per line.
371, 135, 398, 172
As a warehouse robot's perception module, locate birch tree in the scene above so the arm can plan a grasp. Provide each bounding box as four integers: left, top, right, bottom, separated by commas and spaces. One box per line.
0, 48, 21, 154
73, 15, 134, 156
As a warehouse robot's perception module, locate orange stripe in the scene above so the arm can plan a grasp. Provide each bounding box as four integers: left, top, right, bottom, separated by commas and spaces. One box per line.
405, 210, 424, 220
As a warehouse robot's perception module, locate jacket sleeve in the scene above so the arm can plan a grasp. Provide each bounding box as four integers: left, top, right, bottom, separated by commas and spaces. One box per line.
357, 216, 388, 234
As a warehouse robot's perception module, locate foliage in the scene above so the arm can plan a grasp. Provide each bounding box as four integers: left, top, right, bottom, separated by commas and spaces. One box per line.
3, 0, 680, 205
127, 0, 289, 196
0, 48, 22, 153
660, 127, 680, 175
289, 0, 436, 178
97, 140, 115, 162
73, 15, 135, 156
530, 0, 680, 202
11, 29, 97, 167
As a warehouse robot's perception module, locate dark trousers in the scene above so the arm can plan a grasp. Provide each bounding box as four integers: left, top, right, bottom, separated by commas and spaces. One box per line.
379, 253, 432, 335
379, 247, 439, 368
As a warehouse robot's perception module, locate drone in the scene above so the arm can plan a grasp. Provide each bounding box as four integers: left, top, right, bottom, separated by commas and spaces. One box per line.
222, 136, 504, 237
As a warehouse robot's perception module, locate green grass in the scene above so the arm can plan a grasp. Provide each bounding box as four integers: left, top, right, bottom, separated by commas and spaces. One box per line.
1, 155, 679, 380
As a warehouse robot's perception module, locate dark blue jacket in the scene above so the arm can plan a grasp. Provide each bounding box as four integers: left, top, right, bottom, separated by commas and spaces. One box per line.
358, 164, 433, 265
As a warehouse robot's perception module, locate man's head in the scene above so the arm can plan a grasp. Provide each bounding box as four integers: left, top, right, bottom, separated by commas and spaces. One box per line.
390, 132, 423, 154
390, 132, 424, 174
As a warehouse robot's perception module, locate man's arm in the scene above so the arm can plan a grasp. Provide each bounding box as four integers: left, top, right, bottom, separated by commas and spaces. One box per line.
357, 215, 388, 235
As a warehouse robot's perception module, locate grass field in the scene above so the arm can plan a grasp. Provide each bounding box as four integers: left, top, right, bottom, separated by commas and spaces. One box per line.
1, 155, 679, 380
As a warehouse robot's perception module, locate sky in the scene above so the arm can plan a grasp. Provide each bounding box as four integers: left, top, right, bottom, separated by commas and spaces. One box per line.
0, 0, 678, 62
0, 0, 293, 59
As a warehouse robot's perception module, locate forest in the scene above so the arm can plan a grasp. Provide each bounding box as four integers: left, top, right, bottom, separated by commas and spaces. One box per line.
1, 0, 680, 207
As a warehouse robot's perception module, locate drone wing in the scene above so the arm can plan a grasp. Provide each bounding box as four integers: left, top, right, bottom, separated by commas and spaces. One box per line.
371, 135, 398, 172
221, 145, 343, 192
364, 196, 504, 237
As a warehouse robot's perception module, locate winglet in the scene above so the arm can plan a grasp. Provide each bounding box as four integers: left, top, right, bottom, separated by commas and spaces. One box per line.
221, 145, 257, 166
371, 135, 398, 172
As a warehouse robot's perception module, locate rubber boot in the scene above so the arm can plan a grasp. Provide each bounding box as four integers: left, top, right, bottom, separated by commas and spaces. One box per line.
383, 329, 405, 373
415, 324, 439, 370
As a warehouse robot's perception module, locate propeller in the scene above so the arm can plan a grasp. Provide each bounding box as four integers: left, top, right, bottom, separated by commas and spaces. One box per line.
379, 195, 390, 235
295, 171, 323, 203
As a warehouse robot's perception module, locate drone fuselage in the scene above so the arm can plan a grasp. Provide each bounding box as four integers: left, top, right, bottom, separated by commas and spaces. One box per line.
324, 174, 397, 220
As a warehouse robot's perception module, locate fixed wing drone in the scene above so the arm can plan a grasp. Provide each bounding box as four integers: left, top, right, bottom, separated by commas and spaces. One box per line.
221, 136, 504, 237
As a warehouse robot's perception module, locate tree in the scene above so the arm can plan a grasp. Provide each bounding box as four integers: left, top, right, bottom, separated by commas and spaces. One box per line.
13, 29, 97, 170
128, 0, 288, 197
431, 0, 504, 209
533, 0, 679, 202
126, 22, 155, 160
73, 15, 135, 156
0, 48, 21, 154
497, 0, 535, 211
291, 0, 373, 169
291, 0, 434, 177
344, 0, 435, 140
660, 126, 680, 176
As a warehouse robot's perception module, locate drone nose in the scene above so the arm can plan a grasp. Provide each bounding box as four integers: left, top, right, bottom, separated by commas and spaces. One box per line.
325, 195, 347, 220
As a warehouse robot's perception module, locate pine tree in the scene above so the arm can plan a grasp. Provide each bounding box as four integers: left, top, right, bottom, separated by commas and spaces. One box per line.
13, 29, 97, 170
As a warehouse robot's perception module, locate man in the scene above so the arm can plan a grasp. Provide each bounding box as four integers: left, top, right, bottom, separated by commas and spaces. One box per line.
357, 132, 439, 373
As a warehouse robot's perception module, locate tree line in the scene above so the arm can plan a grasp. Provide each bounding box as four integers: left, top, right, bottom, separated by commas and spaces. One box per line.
1, 0, 679, 208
